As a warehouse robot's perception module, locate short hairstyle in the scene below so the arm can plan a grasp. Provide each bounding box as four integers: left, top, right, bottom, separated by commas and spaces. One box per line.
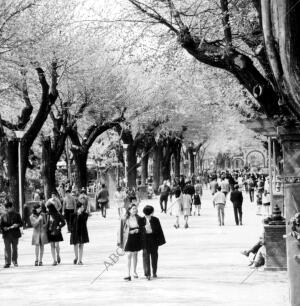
234, 184, 239, 190
143, 205, 154, 216
217, 186, 221, 191
32, 203, 41, 216
175, 189, 181, 198
76, 202, 83, 209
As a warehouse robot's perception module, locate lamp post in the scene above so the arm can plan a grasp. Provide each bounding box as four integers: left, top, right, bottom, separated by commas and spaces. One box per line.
15, 130, 25, 218
122, 143, 128, 187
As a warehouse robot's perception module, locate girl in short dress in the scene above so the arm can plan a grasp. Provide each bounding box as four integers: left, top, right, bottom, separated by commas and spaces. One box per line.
47, 203, 66, 266
118, 204, 142, 281
70, 202, 89, 265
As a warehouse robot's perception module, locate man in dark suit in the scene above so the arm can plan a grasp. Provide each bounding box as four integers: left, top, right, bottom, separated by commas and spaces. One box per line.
0, 201, 23, 268
141, 205, 166, 280
230, 185, 244, 225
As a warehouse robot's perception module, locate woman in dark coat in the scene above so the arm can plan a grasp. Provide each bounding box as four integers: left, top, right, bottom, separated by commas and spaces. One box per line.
47, 203, 66, 266
70, 202, 89, 265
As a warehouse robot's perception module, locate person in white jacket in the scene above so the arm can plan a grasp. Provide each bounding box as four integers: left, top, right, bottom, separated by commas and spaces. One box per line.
212, 186, 226, 226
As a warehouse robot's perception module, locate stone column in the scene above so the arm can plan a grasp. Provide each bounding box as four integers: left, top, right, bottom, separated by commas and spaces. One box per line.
278, 127, 300, 306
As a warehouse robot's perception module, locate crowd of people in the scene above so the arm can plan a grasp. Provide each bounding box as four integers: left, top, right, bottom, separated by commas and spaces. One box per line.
0, 168, 271, 275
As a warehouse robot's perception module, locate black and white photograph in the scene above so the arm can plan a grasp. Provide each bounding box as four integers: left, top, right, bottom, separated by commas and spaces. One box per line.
0, 0, 299, 305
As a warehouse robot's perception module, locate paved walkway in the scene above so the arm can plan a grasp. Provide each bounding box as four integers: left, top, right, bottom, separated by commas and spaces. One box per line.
0, 189, 288, 306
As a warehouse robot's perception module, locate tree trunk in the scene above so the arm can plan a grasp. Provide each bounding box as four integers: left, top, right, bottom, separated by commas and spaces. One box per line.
41, 137, 57, 200
152, 145, 161, 193
173, 145, 181, 179
141, 150, 149, 185
73, 151, 88, 190
126, 144, 137, 187
7, 139, 19, 211
161, 155, 171, 181
189, 150, 195, 176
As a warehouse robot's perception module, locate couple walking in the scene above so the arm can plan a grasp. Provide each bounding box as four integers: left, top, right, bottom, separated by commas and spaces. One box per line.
212, 185, 243, 226
118, 204, 166, 281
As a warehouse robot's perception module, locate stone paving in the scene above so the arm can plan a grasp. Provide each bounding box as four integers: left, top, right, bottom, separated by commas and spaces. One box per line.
0, 189, 288, 306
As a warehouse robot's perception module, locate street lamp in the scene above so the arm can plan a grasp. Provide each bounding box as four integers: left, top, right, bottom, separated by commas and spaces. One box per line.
15, 130, 25, 218
122, 143, 129, 187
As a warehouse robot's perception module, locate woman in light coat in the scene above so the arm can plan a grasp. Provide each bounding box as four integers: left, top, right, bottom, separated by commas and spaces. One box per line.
171, 188, 182, 229
30, 203, 49, 266
182, 189, 192, 229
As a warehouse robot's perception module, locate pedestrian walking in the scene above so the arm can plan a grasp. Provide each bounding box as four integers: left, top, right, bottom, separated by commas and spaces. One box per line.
70, 202, 89, 265
220, 176, 230, 198
96, 184, 109, 218
62, 189, 76, 232
262, 178, 271, 217
183, 181, 195, 215
114, 186, 126, 219
47, 203, 66, 266
193, 180, 203, 216
256, 177, 264, 215
209, 176, 218, 195
0, 201, 23, 268
182, 190, 192, 228
230, 185, 244, 225
158, 181, 171, 213
248, 177, 255, 203
141, 205, 166, 280
46, 191, 62, 213
32, 189, 41, 201
30, 203, 49, 266
78, 187, 90, 214
118, 204, 142, 281
171, 188, 183, 228
212, 186, 226, 226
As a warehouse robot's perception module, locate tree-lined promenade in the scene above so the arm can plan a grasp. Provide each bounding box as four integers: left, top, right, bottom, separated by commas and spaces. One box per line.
0, 1, 300, 305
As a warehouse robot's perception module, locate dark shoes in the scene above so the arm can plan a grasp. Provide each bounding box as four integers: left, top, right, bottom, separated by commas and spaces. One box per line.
153, 274, 157, 278
35, 260, 39, 266
3, 264, 10, 268
13, 262, 18, 267
57, 256, 61, 264
73, 258, 78, 265
146, 275, 151, 280
124, 276, 131, 281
